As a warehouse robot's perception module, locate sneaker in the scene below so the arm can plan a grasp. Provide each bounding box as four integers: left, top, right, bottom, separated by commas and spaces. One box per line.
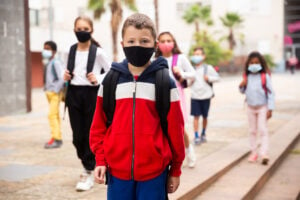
200, 135, 207, 143
44, 139, 62, 149
187, 145, 196, 168
76, 171, 94, 191
194, 137, 201, 145
261, 157, 269, 165
248, 153, 258, 163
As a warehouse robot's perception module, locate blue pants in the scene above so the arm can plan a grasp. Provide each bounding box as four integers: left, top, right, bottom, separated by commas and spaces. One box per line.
107, 169, 168, 200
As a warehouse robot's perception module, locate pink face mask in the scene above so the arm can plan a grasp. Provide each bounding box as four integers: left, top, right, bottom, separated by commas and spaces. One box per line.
158, 43, 174, 54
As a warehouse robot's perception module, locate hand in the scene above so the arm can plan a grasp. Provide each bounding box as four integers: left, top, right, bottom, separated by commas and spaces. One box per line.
167, 176, 180, 193
204, 75, 209, 82
267, 110, 272, 120
87, 72, 98, 85
239, 79, 247, 88
64, 70, 72, 81
94, 166, 107, 184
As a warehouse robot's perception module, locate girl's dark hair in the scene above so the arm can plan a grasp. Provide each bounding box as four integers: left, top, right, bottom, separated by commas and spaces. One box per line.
244, 51, 269, 74
74, 16, 101, 47
155, 31, 182, 58
44, 41, 57, 51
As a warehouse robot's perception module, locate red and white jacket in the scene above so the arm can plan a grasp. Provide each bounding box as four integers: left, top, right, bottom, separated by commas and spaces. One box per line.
90, 57, 185, 181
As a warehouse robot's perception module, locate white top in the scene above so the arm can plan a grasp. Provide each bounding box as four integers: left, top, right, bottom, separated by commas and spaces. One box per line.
164, 54, 196, 82
190, 63, 220, 100
69, 47, 111, 86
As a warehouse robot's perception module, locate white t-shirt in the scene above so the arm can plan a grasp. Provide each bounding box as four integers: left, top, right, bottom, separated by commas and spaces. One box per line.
69, 47, 111, 86
190, 64, 220, 100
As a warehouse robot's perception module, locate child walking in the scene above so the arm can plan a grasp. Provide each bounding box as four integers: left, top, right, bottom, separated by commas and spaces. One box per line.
239, 51, 275, 165
155, 31, 197, 168
190, 47, 220, 144
64, 16, 111, 191
90, 13, 185, 200
42, 41, 64, 149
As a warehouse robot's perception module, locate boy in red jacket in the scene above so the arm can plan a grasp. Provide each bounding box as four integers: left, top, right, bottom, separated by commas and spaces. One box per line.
89, 13, 185, 199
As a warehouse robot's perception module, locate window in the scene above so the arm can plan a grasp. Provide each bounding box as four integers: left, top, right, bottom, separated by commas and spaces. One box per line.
29, 9, 39, 26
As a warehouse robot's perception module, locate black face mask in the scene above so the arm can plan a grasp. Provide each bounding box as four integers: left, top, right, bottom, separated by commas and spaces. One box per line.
123, 46, 155, 67
75, 31, 91, 43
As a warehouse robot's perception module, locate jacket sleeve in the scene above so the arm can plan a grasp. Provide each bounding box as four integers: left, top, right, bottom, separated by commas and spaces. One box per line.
53, 59, 65, 93
89, 86, 108, 166
167, 86, 185, 177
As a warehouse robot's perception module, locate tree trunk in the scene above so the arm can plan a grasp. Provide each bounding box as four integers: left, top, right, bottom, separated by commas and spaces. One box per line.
195, 21, 199, 33
110, 0, 122, 61
228, 28, 235, 50
154, 0, 159, 32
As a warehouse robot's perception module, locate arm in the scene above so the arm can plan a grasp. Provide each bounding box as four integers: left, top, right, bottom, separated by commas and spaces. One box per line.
178, 54, 196, 80
266, 74, 275, 118
206, 65, 220, 83
166, 87, 185, 193
90, 87, 108, 167
93, 48, 112, 84
167, 87, 185, 177
53, 60, 65, 93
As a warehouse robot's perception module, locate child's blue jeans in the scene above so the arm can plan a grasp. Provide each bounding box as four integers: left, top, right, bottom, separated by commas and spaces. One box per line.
107, 168, 168, 200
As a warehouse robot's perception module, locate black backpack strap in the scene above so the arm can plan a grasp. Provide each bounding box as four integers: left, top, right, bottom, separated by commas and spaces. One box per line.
87, 44, 98, 74
102, 69, 120, 128
66, 44, 77, 77
155, 68, 171, 138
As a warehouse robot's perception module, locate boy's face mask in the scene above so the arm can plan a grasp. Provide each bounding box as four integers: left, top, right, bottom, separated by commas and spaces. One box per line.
42, 49, 52, 59
248, 64, 262, 73
123, 46, 155, 67
190, 55, 203, 65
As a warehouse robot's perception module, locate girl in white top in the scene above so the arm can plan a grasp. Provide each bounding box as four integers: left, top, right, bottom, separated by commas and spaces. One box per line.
63, 16, 111, 192
155, 31, 196, 168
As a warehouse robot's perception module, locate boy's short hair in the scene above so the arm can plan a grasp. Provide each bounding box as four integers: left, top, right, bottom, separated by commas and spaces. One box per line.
44, 41, 57, 51
121, 13, 156, 40
193, 46, 205, 55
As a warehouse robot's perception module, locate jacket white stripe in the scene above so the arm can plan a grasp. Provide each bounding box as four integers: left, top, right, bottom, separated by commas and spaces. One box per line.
98, 82, 180, 102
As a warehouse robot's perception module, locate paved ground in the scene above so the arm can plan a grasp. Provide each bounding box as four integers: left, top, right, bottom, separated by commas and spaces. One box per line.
0, 72, 299, 200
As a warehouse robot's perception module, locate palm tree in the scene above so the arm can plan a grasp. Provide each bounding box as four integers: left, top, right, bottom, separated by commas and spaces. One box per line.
88, 0, 137, 61
182, 4, 213, 33
220, 12, 243, 50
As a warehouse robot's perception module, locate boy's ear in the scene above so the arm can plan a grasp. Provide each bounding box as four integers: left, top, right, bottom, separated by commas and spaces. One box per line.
154, 41, 158, 48
120, 41, 124, 48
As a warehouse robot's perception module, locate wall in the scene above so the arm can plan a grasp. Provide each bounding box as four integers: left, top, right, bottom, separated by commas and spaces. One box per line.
0, 0, 29, 116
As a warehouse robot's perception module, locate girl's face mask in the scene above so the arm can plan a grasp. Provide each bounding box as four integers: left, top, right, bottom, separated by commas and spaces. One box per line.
248, 64, 262, 73
158, 42, 174, 54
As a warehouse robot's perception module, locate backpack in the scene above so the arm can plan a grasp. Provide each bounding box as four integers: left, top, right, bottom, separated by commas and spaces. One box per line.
203, 64, 214, 98
242, 72, 271, 97
66, 43, 98, 78
102, 68, 171, 137
63, 43, 98, 118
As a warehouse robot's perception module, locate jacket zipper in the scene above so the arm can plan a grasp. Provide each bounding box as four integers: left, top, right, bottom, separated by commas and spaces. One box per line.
131, 78, 137, 180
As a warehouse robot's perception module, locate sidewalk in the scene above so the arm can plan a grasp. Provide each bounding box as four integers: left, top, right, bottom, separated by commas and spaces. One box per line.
0, 73, 300, 200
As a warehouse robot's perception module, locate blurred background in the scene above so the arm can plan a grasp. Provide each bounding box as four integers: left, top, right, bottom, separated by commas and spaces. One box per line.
0, 0, 299, 116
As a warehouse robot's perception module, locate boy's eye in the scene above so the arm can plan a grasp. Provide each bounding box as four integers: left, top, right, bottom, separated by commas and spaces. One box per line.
128, 40, 135, 44
141, 39, 150, 44
76, 28, 90, 32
